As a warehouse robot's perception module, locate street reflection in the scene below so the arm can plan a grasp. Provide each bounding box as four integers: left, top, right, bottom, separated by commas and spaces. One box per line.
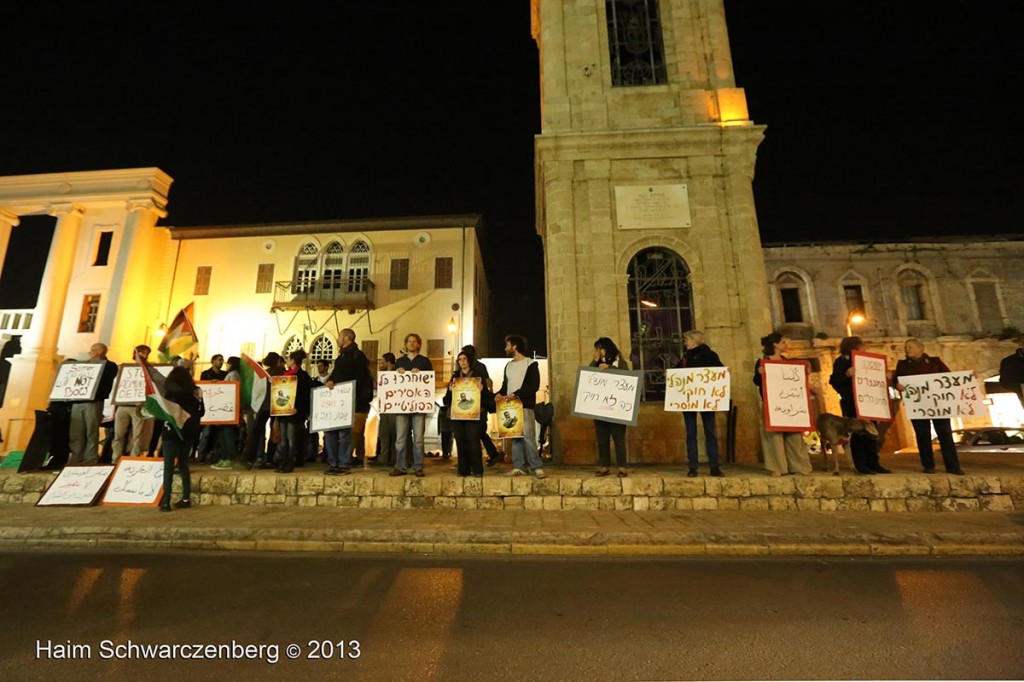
67, 567, 103, 618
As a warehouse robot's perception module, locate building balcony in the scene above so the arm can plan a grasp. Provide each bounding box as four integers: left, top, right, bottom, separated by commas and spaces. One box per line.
271, 279, 375, 311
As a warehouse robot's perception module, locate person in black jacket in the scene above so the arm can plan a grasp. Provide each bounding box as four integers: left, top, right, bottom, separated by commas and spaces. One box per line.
590, 337, 630, 477
677, 331, 725, 478
999, 335, 1024, 409
828, 336, 889, 475
276, 349, 313, 473
326, 329, 373, 474
462, 344, 502, 466
443, 350, 491, 477
158, 365, 203, 511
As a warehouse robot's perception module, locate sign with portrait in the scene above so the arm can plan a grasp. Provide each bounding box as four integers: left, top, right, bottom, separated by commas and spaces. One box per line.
37, 465, 115, 506
112, 364, 173, 405
663, 367, 731, 412
851, 350, 893, 422
896, 371, 988, 420
571, 366, 643, 426
450, 377, 482, 421
270, 375, 298, 417
48, 361, 106, 402
495, 395, 525, 438
760, 359, 814, 432
198, 381, 240, 425
309, 381, 355, 433
100, 457, 164, 507
377, 370, 436, 414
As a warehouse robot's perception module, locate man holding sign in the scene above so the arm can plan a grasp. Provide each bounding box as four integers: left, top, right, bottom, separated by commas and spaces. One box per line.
68, 343, 119, 464
674, 331, 726, 479
497, 334, 545, 479
389, 333, 434, 478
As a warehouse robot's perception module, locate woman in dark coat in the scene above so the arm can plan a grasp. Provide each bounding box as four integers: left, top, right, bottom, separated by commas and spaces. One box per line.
677, 330, 725, 478
828, 336, 889, 475
159, 365, 203, 511
590, 337, 629, 477
276, 349, 313, 473
443, 350, 490, 477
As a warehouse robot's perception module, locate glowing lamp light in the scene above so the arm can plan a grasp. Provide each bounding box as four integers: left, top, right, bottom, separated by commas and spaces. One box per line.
153, 323, 168, 338
447, 317, 457, 334
845, 312, 866, 337
640, 299, 658, 308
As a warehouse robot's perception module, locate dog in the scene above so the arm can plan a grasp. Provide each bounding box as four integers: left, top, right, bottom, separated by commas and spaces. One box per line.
815, 413, 880, 475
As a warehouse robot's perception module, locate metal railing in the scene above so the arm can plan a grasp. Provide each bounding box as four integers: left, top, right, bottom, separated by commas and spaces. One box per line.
271, 279, 375, 311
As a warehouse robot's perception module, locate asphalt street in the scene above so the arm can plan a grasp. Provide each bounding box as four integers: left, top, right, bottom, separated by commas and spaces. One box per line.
0, 551, 1021, 681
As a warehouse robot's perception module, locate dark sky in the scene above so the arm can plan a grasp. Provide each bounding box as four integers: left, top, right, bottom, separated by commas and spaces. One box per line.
2, 2, 1022, 354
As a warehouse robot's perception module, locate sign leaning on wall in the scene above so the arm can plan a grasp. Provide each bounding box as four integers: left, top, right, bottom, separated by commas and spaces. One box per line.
37, 465, 115, 506
896, 371, 988, 420
572, 366, 643, 426
48, 361, 106, 402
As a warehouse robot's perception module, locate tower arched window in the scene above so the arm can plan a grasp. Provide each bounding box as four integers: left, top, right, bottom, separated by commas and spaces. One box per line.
347, 240, 372, 293
293, 242, 319, 294
606, 0, 668, 87
321, 241, 345, 290
627, 247, 693, 401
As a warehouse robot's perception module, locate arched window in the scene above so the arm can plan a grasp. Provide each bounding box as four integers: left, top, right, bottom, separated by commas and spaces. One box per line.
347, 240, 372, 293
627, 247, 693, 401
309, 335, 335, 364
897, 268, 930, 321
293, 241, 319, 294
775, 271, 809, 324
282, 335, 303, 358
321, 241, 345, 290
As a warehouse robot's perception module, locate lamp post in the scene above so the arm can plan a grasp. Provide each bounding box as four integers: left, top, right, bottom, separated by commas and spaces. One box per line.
845, 312, 865, 338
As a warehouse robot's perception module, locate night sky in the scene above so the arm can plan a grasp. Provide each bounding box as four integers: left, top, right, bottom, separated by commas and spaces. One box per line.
2, 2, 1021, 354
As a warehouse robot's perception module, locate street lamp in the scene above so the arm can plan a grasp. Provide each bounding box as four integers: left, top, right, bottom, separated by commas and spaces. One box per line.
846, 312, 865, 337
447, 317, 457, 373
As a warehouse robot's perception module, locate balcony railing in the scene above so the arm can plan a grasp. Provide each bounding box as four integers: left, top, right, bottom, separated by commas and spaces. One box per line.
271, 279, 375, 311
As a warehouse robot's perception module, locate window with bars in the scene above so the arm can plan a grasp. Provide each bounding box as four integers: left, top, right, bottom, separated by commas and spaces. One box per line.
255, 263, 275, 294
606, 0, 668, 87
294, 242, 319, 293
434, 257, 453, 289
78, 294, 101, 333
898, 270, 929, 321
310, 335, 336, 364
282, 336, 304, 358
390, 258, 410, 290
194, 266, 212, 295
347, 241, 372, 293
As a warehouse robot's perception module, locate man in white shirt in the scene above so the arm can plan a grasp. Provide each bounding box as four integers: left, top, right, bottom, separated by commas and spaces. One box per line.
496, 334, 545, 479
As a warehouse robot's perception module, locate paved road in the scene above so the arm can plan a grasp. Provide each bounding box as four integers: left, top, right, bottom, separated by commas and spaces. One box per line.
1, 551, 1021, 681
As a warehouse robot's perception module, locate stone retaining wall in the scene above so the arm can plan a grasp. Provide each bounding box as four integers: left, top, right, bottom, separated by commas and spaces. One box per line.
2, 470, 1019, 512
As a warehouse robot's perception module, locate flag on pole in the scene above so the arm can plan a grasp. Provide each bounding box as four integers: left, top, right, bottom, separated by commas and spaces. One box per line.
239, 353, 270, 413
140, 359, 189, 439
158, 303, 199, 363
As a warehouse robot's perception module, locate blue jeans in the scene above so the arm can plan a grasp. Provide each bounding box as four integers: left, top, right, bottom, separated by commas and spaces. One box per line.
395, 414, 425, 472
683, 411, 720, 469
323, 429, 353, 468
511, 409, 544, 471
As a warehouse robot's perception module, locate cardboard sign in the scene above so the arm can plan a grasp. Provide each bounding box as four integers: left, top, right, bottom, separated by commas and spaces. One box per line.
851, 350, 892, 422
100, 457, 164, 507
198, 381, 240, 425
897, 371, 988, 420
37, 465, 115, 506
48, 361, 105, 402
270, 375, 298, 416
761, 359, 814, 432
309, 381, 355, 433
377, 370, 436, 414
450, 377, 482, 421
112, 364, 173, 405
495, 395, 525, 438
571, 366, 643, 426
664, 367, 731, 412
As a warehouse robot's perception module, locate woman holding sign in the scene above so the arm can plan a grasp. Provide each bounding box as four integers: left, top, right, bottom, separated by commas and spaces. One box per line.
590, 337, 630, 478
443, 351, 489, 477
677, 330, 725, 478
893, 339, 964, 475
753, 332, 812, 477
829, 337, 889, 475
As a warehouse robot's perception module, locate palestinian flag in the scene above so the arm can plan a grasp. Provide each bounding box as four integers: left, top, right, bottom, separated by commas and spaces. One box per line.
239, 353, 269, 413
140, 359, 189, 439
157, 303, 199, 362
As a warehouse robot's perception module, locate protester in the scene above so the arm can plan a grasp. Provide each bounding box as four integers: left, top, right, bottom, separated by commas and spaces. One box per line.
68, 343, 118, 464
998, 335, 1024, 410
112, 344, 155, 462
828, 336, 889, 475
443, 350, 488, 477
391, 333, 433, 477
158, 365, 204, 512
376, 353, 399, 468
589, 337, 629, 478
195, 353, 226, 462
461, 344, 502, 467
893, 338, 964, 475
497, 334, 545, 479
260, 352, 286, 469
677, 330, 725, 478
211, 356, 242, 470
275, 349, 313, 473
325, 329, 374, 475
752, 332, 812, 477
308, 359, 332, 463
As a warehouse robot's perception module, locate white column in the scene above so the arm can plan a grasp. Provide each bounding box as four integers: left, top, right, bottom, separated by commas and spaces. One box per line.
0, 208, 18, 283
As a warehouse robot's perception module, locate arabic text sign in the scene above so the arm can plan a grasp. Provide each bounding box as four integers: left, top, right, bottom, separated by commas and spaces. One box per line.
100, 457, 164, 507
198, 381, 240, 425
37, 465, 115, 506
664, 367, 731, 412
377, 371, 435, 414
571, 366, 643, 426
897, 371, 988, 420
309, 382, 355, 432
113, 364, 173, 405
48, 361, 105, 402
761, 360, 813, 431
852, 350, 892, 421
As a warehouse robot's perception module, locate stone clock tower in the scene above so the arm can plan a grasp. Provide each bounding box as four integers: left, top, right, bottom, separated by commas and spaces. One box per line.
531, 0, 773, 464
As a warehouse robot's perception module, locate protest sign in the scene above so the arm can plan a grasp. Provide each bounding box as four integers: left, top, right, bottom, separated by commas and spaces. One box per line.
571, 366, 643, 426
37, 465, 115, 506
495, 395, 525, 438
309, 381, 355, 432
198, 381, 240, 424
851, 350, 892, 421
377, 370, 435, 414
761, 359, 814, 431
48, 361, 105, 402
450, 377, 482, 421
112, 364, 173, 405
663, 367, 731, 412
270, 375, 298, 416
100, 457, 164, 507
897, 371, 988, 420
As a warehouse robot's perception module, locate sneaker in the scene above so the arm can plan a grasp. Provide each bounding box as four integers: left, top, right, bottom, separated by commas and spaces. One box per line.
173, 499, 191, 509
533, 469, 546, 479
508, 468, 527, 477
389, 469, 407, 477
710, 467, 725, 477
687, 468, 698, 478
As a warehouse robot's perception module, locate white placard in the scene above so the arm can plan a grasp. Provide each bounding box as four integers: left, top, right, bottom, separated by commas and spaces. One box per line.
100, 457, 164, 507
198, 381, 240, 425
761, 360, 814, 431
309, 381, 355, 432
571, 366, 643, 426
897, 371, 988, 420
377, 371, 435, 414
664, 367, 731, 412
37, 465, 115, 506
112, 364, 173, 405
614, 184, 692, 229
852, 351, 892, 421
48, 361, 105, 402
